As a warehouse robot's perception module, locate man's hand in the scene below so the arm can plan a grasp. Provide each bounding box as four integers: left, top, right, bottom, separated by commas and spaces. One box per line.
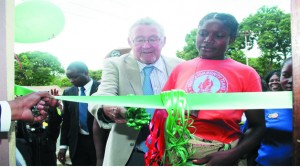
57, 148, 67, 165
49, 88, 62, 108
9, 91, 52, 122
103, 105, 127, 123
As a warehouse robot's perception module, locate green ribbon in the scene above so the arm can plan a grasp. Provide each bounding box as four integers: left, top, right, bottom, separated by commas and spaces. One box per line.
126, 107, 151, 130
161, 90, 194, 165
14, 85, 292, 165
14, 85, 293, 109
15, 85, 37, 95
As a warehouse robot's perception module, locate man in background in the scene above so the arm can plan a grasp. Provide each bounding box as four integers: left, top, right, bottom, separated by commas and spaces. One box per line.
58, 61, 99, 166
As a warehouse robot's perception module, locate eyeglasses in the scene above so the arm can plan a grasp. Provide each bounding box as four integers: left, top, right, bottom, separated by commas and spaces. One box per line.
132, 37, 161, 45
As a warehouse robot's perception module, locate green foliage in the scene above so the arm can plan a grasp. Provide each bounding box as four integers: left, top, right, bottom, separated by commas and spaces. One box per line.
15, 51, 65, 86
176, 6, 291, 78
176, 29, 198, 60
89, 70, 102, 81
239, 6, 291, 76
227, 36, 247, 64
50, 76, 72, 87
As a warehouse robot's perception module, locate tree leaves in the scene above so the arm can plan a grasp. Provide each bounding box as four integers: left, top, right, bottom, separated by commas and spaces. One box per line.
15, 51, 65, 86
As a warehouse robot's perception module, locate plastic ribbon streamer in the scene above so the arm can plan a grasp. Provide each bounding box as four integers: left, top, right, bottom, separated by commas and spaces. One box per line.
144, 109, 167, 165
163, 90, 193, 165
15, 85, 37, 95
146, 90, 196, 165
126, 107, 151, 130
14, 85, 293, 110
14, 85, 293, 165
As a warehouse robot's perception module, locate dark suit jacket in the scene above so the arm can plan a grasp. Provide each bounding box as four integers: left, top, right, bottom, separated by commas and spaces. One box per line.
16, 106, 62, 166
60, 80, 100, 159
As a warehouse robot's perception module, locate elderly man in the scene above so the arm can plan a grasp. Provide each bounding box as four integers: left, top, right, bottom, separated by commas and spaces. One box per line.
89, 17, 183, 166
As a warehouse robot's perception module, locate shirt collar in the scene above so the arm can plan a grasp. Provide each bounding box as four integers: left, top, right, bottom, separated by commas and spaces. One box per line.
80, 79, 93, 92
137, 56, 165, 72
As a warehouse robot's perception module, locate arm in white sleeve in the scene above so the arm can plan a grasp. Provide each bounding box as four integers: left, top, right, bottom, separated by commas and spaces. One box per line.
0, 101, 12, 132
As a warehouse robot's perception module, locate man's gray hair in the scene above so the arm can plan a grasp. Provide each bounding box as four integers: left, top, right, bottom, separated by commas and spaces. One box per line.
128, 17, 165, 37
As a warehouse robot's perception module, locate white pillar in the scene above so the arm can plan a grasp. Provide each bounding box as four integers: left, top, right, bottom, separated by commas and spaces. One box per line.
0, 0, 15, 165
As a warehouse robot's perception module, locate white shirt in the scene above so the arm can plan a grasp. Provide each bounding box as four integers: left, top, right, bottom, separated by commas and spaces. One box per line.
0, 101, 12, 132
79, 79, 93, 97
137, 57, 168, 94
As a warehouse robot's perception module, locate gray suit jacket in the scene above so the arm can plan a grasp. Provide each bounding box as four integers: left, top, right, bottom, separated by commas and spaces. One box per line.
89, 54, 183, 165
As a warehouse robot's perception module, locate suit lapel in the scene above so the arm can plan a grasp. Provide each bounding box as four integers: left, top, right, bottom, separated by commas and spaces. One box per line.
124, 54, 143, 95
70, 87, 79, 123
71, 86, 79, 96
90, 80, 99, 95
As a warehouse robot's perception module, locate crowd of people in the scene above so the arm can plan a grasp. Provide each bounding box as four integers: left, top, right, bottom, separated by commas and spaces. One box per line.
0, 12, 294, 166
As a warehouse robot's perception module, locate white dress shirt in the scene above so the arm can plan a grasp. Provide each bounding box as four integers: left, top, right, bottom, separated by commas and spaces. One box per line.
0, 101, 12, 132
137, 56, 168, 94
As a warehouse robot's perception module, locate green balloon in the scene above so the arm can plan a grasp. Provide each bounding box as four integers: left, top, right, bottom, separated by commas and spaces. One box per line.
15, 0, 65, 43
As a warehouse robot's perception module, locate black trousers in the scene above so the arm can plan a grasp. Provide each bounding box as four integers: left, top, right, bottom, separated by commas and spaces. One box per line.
71, 134, 96, 166
16, 137, 57, 166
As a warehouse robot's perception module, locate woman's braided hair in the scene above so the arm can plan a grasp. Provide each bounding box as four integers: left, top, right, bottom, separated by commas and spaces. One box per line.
198, 12, 239, 38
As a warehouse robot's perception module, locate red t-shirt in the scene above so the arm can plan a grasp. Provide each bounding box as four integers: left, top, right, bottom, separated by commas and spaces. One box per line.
162, 58, 262, 143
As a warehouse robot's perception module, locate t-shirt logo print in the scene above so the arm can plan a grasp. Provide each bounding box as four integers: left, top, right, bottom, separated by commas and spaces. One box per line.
185, 70, 228, 93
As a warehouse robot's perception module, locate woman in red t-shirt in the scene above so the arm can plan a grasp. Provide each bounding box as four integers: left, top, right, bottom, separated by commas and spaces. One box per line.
146, 12, 265, 166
